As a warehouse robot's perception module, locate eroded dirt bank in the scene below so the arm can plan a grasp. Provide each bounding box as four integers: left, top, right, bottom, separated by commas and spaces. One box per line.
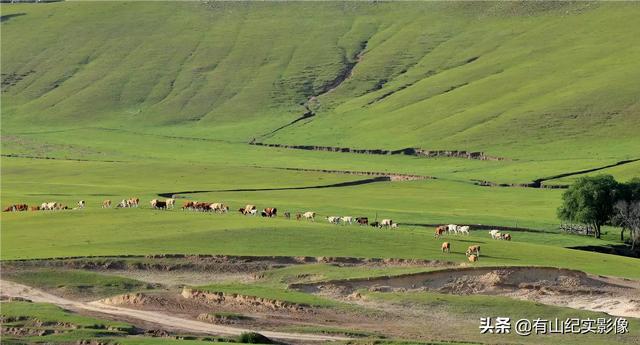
292, 266, 640, 318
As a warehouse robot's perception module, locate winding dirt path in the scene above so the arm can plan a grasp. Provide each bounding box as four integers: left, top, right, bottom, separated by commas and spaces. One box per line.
0, 279, 351, 342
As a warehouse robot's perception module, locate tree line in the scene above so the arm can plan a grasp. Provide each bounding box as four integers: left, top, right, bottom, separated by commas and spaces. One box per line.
558, 175, 640, 250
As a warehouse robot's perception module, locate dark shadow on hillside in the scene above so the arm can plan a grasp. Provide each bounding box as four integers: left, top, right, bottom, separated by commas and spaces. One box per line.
532, 158, 640, 187
0, 13, 25, 23
569, 244, 639, 258
158, 176, 391, 198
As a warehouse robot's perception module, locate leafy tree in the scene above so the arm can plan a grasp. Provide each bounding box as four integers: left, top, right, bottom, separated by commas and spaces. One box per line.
613, 178, 640, 247
557, 175, 621, 239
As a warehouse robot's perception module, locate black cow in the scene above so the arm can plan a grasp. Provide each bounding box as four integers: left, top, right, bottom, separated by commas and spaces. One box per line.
357, 217, 369, 225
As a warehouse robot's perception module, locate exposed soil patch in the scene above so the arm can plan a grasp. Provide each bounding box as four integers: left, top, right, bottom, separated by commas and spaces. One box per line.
4, 254, 451, 271
181, 288, 311, 313
292, 266, 640, 318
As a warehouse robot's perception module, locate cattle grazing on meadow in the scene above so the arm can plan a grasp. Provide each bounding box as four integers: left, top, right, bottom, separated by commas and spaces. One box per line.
490, 229, 501, 240
447, 224, 458, 234
76, 200, 85, 209
166, 198, 175, 209
356, 217, 368, 225
441, 242, 450, 253
370, 221, 380, 228
502, 233, 511, 241
468, 254, 478, 262
457, 225, 470, 235
261, 208, 277, 217
301, 211, 315, 221
434, 226, 447, 238
340, 216, 354, 225
127, 198, 140, 208
151, 199, 167, 210
3, 204, 28, 212
327, 216, 340, 224
466, 245, 481, 258
116, 199, 128, 208
182, 201, 194, 210
240, 205, 257, 215
380, 219, 393, 228
102, 200, 112, 208
210, 203, 229, 213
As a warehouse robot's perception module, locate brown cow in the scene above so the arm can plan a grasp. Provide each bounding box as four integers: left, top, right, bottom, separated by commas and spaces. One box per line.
434, 226, 447, 238
182, 201, 194, 210
503, 233, 512, 241
466, 245, 481, 258
102, 200, 112, 208
441, 242, 450, 253
196, 202, 212, 211
261, 208, 277, 217
30, 206, 40, 211
3, 204, 28, 212
127, 197, 140, 208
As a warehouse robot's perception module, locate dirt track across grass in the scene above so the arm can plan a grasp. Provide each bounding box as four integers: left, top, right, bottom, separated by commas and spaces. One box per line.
0, 279, 351, 342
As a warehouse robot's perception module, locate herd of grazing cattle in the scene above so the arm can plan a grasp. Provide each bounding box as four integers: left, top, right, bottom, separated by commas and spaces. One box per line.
5, 198, 513, 262
436, 225, 514, 262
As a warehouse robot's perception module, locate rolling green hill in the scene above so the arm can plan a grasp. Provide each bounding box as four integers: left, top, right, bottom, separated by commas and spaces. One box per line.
2, 1, 639, 161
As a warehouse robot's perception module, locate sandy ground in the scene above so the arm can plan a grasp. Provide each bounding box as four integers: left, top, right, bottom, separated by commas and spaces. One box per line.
294, 266, 640, 318
0, 279, 351, 342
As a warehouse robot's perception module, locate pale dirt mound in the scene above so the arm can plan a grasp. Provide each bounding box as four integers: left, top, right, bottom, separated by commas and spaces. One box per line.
293, 266, 640, 318
181, 288, 310, 313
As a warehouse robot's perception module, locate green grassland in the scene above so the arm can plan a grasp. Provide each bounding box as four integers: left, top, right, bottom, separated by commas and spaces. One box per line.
2, 1, 640, 162
2, 269, 154, 299
1, 2, 639, 342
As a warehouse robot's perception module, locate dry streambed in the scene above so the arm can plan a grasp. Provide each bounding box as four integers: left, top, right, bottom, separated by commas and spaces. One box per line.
291, 266, 640, 318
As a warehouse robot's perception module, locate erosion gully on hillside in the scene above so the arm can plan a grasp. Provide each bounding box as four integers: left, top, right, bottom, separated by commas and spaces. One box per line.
2, 255, 639, 344
258, 40, 370, 140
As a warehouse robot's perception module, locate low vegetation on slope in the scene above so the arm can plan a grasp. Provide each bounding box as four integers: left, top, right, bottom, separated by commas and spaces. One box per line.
2, 1, 639, 161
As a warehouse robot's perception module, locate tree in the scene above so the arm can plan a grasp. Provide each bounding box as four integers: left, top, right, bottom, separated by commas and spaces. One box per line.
557, 175, 621, 239
614, 200, 640, 250
612, 178, 640, 248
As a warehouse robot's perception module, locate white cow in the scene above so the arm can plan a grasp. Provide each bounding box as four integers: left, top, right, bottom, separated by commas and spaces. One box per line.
340, 216, 354, 225
77, 200, 85, 209
458, 225, 470, 235
391, 223, 399, 229
490, 229, 501, 240
327, 216, 341, 224
166, 198, 175, 209
249, 209, 258, 216
447, 224, 458, 234
302, 211, 316, 221
380, 219, 393, 227
116, 199, 128, 208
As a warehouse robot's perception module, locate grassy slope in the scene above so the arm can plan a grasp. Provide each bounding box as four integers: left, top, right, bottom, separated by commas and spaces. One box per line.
2, 269, 152, 299
3, 209, 639, 278
2, 2, 639, 162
